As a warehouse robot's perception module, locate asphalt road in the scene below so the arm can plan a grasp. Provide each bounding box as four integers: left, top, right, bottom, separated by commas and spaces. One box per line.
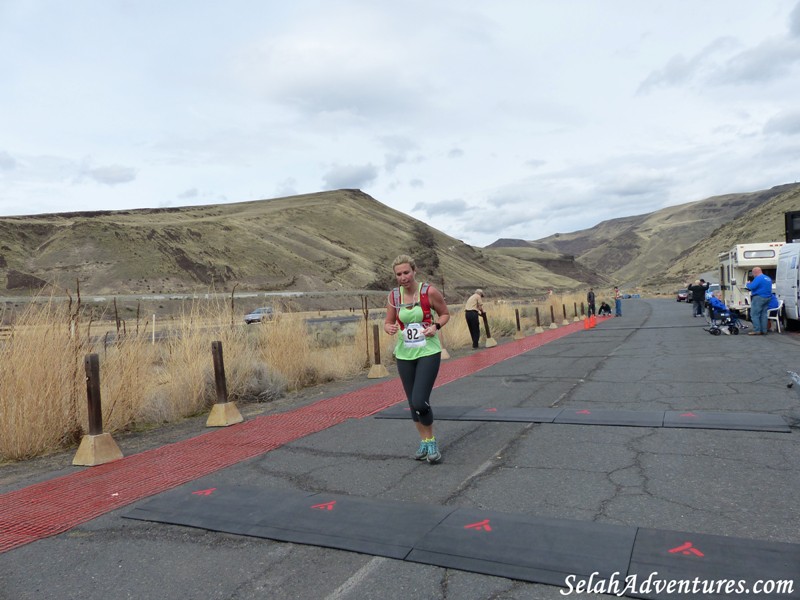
1, 298, 799, 600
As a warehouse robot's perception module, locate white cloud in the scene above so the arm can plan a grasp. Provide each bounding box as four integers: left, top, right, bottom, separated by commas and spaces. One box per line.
0, 151, 17, 170
413, 199, 469, 217
84, 165, 137, 186
322, 163, 379, 190
713, 38, 800, 84
764, 110, 800, 135
790, 1, 800, 37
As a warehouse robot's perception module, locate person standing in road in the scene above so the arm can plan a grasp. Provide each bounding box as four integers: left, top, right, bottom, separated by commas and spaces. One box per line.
464, 288, 485, 349
614, 287, 622, 317
689, 279, 707, 318
587, 288, 596, 316
384, 255, 450, 463
746, 266, 772, 335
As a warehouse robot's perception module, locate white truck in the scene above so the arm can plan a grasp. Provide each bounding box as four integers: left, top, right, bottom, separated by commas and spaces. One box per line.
717, 241, 784, 318
776, 242, 800, 324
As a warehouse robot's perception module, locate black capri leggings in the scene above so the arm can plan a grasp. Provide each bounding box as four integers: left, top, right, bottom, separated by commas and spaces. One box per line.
396, 353, 441, 427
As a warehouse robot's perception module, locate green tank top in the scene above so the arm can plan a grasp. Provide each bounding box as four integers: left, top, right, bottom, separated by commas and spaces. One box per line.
394, 283, 442, 361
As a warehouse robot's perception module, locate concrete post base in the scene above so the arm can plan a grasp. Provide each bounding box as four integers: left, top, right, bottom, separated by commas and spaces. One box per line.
72, 433, 123, 467
513, 331, 524, 340
206, 402, 244, 427
485, 337, 498, 348
440, 348, 450, 360
367, 364, 390, 379
549, 322, 559, 329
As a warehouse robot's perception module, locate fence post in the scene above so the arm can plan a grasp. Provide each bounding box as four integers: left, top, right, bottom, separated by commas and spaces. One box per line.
206, 341, 244, 427
514, 308, 524, 339
549, 305, 558, 329
482, 312, 497, 347
367, 324, 389, 378
534, 307, 543, 334
572, 302, 580, 322
562, 304, 569, 325
72, 354, 124, 466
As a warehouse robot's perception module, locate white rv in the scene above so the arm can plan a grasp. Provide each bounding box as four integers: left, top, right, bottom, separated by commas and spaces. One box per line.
776, 243, 800, 324
717, 242, 784, 318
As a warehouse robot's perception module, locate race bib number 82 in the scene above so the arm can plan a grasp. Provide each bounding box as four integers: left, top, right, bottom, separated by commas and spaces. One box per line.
403, 323, 427, 348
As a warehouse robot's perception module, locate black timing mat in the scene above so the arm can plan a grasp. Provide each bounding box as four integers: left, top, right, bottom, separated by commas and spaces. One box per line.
374, 405, 791, 432
406, 507, 637, 587
125, 485, 800, 598
628, 528, 800, 599
125, 485, 450, 559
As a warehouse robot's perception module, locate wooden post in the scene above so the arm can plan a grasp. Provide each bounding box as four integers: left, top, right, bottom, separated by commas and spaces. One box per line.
206, 341, 243, 427
212, 341, 228, 404
534, 306, 543, 334
72, 354, 123, 466
85, 354, 103, 436
362, 296, 370, 368
368, 324, 389, 378
572, 302, 580, 322
514, 308, 524, 339
549, 305, 558, 329
230, 284, 238, 328
482, 312, 497, 347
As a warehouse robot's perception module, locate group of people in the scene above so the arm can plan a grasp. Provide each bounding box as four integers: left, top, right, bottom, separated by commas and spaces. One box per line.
586, 287, 620, 317
691, 267, 777, 335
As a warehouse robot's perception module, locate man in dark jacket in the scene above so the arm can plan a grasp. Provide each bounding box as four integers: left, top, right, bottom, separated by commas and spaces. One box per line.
689, 280, 706, 317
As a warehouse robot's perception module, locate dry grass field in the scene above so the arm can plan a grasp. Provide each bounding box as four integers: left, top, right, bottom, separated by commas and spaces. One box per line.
0, 291, 593, 461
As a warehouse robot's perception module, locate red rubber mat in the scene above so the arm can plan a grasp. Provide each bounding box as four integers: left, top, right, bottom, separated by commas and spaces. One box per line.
0, 322, 583, 553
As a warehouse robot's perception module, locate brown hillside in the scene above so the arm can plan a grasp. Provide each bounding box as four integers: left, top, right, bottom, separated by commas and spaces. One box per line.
0, 190, 591, 300
529, 183, 800, 287
661, 183, 800, 285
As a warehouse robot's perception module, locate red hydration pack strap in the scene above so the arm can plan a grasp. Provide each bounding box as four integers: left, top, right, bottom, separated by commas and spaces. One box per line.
392, 283, 432, 330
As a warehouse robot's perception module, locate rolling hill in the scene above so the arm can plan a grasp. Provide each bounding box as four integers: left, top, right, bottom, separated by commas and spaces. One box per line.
0, 189, 590, 301
502, 183, 800, 289
2, 183, 799, 303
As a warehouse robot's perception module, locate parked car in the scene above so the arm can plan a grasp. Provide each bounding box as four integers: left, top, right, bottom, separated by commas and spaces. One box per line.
676, 289, 688, 302
244, 307, 274, 324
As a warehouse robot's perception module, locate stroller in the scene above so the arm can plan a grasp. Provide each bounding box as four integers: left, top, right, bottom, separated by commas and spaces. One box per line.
705, 306, 744, 335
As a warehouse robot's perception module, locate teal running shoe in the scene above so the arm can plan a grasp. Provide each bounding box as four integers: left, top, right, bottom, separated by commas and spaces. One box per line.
426, 439, 442, 464
413, 439, 429, 460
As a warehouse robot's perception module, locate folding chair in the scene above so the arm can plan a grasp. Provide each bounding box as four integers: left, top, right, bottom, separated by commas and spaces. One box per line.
767, 300, 784, 333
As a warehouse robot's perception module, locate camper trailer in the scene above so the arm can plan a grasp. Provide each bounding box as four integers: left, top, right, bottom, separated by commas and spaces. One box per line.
776, 243, 800, 324
717, 242, 784, 318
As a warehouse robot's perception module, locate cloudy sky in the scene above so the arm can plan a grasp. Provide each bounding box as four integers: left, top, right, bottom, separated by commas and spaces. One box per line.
1, 1, 799, 246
